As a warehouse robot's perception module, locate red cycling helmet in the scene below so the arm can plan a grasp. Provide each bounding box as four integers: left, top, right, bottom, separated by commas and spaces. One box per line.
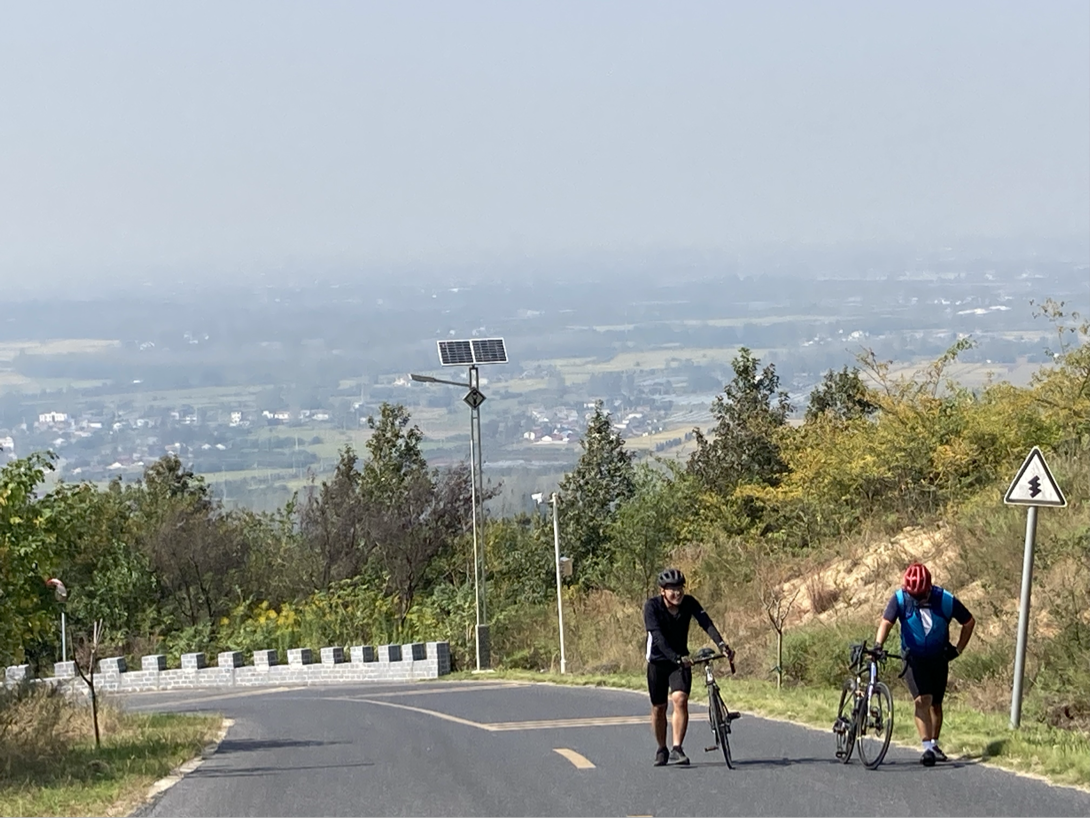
903, 563, 932, 598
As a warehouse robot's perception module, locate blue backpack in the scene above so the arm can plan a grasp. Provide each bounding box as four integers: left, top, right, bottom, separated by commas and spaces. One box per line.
895, 587, 954, 658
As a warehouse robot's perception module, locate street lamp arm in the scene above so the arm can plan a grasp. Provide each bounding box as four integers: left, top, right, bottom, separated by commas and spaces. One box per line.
410, 373, 470, 388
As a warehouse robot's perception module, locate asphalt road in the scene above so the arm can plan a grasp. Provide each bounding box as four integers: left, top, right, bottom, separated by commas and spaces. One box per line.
122, 680, 1090, 817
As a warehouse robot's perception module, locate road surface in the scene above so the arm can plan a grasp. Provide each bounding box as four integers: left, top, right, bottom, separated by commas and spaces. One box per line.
122, 680, 1090, 817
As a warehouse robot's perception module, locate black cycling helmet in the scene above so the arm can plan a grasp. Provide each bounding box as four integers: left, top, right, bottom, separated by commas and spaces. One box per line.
657, 567, 686, 588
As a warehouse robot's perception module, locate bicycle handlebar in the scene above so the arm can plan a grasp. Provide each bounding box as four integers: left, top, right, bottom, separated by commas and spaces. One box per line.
688, 652, 736, 675
849, 641, 890, 668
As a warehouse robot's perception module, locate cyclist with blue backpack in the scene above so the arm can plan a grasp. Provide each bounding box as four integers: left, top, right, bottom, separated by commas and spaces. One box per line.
874, 563, 976, 767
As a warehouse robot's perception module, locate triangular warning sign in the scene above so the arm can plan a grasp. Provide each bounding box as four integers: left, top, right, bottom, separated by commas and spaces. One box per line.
1004, 447, 1066, 507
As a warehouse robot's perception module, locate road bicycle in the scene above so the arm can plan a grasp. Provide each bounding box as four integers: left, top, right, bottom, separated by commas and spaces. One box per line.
690, 646, 740, 769
833, 641, 894, 769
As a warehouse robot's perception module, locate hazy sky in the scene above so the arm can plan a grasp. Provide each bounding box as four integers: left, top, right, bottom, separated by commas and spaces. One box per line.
1, 1, 1088, 282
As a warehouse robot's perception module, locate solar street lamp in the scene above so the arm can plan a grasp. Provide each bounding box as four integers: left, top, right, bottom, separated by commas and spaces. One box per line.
410, 337, 508, 671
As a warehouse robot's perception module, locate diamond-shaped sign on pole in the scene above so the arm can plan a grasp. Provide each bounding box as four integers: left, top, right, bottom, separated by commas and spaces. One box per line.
463, 388, 486, 409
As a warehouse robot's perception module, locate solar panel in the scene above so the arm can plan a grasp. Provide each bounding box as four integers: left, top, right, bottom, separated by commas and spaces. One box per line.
437, 340, 474, 366
471, 338, 507, 364
437, 337, 509, 366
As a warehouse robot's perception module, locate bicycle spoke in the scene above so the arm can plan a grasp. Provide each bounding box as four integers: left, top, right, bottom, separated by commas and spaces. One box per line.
714, 689, 733, 768
707, 687, 721, 750
855, 681, 894, 769
834, 678, 857, 764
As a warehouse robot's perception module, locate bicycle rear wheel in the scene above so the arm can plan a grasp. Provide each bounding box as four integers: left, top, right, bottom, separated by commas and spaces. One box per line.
834, 678, 857, 763
855, 681, 894, 769
712, 688, 733, 769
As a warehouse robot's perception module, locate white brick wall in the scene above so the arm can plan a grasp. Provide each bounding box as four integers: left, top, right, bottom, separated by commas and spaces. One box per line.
5, 641, 452, 694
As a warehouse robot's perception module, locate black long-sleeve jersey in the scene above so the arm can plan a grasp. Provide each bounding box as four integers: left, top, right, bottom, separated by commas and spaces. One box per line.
643, 594, 724, 664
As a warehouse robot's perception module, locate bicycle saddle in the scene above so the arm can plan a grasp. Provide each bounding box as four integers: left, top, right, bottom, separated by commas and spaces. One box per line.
693, 646, 718, 662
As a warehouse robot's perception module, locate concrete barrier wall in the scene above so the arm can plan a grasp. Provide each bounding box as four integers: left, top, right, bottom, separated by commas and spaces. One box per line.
3, 641, 452, 694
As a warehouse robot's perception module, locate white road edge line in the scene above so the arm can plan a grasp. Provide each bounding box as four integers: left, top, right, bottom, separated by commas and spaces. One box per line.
356, 699, 649, 733
357, 698, 493, 730
142, 717, 235, 803
353, 682, 530, 698
129, 686, 304, 709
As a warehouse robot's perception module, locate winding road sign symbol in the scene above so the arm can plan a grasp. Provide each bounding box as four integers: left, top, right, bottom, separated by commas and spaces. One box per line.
1004, 447, 1066, 507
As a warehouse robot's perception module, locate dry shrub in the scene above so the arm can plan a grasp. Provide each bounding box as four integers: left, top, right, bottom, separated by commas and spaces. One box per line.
566, 590, 644, 674
805, 573, 839, 615
955, 674, 1016, 716
0, 683, 79, 777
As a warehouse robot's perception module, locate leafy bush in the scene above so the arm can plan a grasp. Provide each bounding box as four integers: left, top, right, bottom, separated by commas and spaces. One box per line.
953, 640, 1011, 684
160, 621, 217, 667
779, 623, 875, 688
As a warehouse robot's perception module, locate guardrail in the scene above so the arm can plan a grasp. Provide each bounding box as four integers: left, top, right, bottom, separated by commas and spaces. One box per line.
4, 641, 452, 692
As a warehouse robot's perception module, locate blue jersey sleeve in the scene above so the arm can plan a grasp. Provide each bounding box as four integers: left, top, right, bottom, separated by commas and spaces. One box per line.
881, 594, 899, 622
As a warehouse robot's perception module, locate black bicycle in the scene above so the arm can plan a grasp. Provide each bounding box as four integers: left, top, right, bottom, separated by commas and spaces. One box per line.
833, 641, 894, 769
690, 646, 740, 768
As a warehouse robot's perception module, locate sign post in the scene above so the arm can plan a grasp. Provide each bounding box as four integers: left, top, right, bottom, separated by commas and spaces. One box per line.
1003, 446, 1066, 728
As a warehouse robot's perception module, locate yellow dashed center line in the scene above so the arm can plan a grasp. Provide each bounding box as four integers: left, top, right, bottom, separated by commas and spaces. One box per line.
488, 715, 647, 731
554, 748, 596, 769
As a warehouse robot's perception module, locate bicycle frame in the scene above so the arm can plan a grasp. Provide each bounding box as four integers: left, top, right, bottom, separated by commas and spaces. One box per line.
834, 642, 893, 769
702, 660, 718, 689
859, 656, 879, 712
690, 651, 737, 768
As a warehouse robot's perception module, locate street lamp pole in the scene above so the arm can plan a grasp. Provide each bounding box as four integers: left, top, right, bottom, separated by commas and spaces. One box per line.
414, 338, 507, 671
410, 367, 490, 671
550, 493, 567, 674
466, 364, 488, 671
46, 578, 68, 662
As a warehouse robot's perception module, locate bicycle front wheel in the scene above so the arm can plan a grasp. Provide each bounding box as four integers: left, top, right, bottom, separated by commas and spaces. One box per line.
834, 678, 857, 763
855, 681, 893, 769
712, 688, 733, 769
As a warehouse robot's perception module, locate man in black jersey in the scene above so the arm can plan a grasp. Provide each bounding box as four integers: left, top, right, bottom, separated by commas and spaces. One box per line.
644, 567, 733, 766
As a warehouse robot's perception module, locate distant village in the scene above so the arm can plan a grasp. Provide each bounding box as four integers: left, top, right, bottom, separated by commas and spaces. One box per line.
0, 406, 341, 482
0, 388, 695, 486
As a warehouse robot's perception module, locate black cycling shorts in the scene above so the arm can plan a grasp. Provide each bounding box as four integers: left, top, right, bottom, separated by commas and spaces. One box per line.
647, 661, 692, 706
903, 654, 950, 704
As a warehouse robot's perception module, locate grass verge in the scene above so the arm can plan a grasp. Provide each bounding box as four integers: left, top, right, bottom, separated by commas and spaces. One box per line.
451, 669, 1090, 791
0, 699, 223, 818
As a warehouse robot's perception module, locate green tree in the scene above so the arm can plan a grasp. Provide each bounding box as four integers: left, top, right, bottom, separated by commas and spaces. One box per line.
51, 480, 156, 641
607, 461, 691, 599
557, 401, 636, 589
687, 347, 792, 498
0, 453, 62, 665
297, 447, 369, 590
749, 339, 1061, 541
360, 403, 474, 628
129, 455, 251, 632
805, 366, 877, 422
235, 501, 306, 607
1030, 298, 1090, 443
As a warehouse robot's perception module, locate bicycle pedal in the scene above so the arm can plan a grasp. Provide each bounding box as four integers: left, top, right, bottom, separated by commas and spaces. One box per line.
705, 746, 718, 753
727, 711, 742, 721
